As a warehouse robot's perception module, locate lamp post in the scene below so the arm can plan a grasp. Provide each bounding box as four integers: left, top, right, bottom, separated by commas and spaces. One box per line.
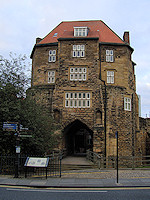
14, 124, 20, 178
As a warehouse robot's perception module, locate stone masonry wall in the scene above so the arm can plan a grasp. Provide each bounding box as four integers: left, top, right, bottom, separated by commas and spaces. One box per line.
30, 38, 142, 161
53, 39, 104, 130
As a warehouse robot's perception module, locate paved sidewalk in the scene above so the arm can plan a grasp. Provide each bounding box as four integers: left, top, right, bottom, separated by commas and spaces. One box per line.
0, 169, 150, 188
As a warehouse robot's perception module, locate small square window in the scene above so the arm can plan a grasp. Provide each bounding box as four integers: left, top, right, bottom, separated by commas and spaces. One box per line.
70, 74, 74, 80
70, 93, 73, 99
107, 71, 114, 84
70, 68, 74, 73
87, 93, 90, 99
81, 51, 85, 57
52, 56, 56, 62
124, 97, 131, 111
77, 51, 80, 57
79, 68, 82, 73
53, 50, 56, 55
66, 93, 69, 99
87, 100, 90, 107
110, 50, 113, 55
65, 100, 69, 107
48, 71, 51, 76
74, 93, 77, 99
106, 50, 110, 55
49, 50, 53, 55
77, 45, 81, 50
106, 50, 114, 62
73, 51, 76, 57
74, 74, 78, 80
79, 74, 82, 80
83, 68, 86, 73
83, 74, 86, 80
74, 100, 77, 107
73, 45, 77, 50
49, 50, 56, 62
75, 68, 78, 73
81, 45, 85, 50
51, 77, 55, 83
83, 100, 86, 107
78, 100, 82, 107
48, 70, 55, 83
78, 93, 82, 99
49, 56, 52, 62
70, 100, 73, 107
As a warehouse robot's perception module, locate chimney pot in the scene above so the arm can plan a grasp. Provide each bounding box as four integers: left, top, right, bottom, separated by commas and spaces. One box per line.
36, 37, 42, 44
123, 32, 130, 44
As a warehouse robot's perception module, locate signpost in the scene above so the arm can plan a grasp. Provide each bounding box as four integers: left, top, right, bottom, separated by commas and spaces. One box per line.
3, 122, 31, 178
115, 131, 119, 183
3, 122, 18, 131
15, 132, 20, 178
20, 124, 29, 131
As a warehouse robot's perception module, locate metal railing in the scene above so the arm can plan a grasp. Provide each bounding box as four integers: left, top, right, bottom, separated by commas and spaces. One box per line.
86, 150, 150, 169
86, 150, 102, 169
0, 154, 62, 178
0, 154, 26, 175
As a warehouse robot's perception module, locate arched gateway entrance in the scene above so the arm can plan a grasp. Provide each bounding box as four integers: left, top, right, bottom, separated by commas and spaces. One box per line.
63, 120, 93, 156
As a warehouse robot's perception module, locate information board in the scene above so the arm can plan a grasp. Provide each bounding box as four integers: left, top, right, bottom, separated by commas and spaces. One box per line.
24, 157, 49, 168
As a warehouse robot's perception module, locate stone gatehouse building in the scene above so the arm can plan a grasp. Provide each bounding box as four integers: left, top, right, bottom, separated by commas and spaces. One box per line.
30, 20, 142, 158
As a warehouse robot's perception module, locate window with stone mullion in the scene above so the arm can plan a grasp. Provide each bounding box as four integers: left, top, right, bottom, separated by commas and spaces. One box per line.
73, 45, 85, 58
48, 71, 55, 83
124, 97, 131, 111
49, 50, 56, 62
65, 92, 90, 108
107, 71, 114, 83
106, 50, 114, 62
70, 67, 87, 81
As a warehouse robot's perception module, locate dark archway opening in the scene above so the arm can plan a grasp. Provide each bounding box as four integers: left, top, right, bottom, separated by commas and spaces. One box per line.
64, 120, 93, 156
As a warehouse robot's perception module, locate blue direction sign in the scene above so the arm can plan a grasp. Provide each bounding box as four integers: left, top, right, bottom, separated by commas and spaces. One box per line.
3, 122, 18, 131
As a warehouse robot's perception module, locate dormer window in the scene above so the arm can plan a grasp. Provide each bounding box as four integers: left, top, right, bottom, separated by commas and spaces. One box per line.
74, 27, 88, 37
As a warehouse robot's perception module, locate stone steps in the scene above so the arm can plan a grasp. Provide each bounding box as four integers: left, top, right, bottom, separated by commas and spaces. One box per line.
61, 163, 97, 171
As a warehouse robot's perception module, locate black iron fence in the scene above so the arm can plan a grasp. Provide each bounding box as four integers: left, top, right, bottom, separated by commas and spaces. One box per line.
0, 154, 26, 175
0, 154, 62, 178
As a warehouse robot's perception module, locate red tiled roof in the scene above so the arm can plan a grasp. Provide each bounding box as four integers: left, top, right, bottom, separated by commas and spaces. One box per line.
39, 20, 125, 45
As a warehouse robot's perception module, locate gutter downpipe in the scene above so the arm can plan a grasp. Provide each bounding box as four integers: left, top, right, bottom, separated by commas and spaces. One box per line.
99, 44, 107, 164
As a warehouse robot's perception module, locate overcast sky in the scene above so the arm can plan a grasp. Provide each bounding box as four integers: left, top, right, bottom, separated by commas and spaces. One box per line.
0, 0, 150, 118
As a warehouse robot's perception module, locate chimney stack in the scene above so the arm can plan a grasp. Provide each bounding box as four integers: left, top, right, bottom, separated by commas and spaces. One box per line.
36, 37, 42, 44
123, 32, 130, 45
